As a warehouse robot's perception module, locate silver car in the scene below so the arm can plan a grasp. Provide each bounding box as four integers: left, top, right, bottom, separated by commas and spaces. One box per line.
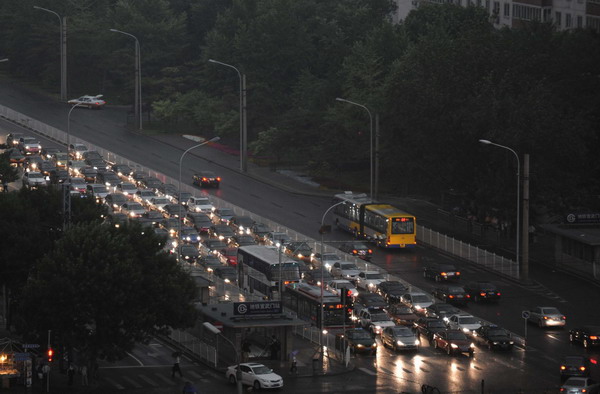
381, 326, 420, 352
528, 306, 566, 328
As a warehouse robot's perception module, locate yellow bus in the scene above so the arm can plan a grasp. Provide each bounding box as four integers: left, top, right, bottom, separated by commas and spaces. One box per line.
333, 192, 416, 249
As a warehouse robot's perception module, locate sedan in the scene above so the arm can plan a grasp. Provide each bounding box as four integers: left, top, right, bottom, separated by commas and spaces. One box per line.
312, 252, 342, 270
431, 285, 471, 305
148, 197, 171, 211
200, 239, 228, 256
225, 363, 283, 390
560, 356, 591, 380
199, 255, 223, 272
264, 231, 290, 247
176, 244, 200, 263
569, 326, 600, 348
446, 314, 482, 334
187, 196, 214, 213
400, 292, 434, 314
386, 305, 419, 326
339, 241, 372, 261
163, 203, 187, 218
355, 292, 387, 311
180, 227, 201, 244
425, 303, 460, 320
212, 208, 235, 224
560, 377, 600, 393
327, 280, 358, 298
120, 202, 146, 218
229, 234, 256, 248
135, 189, 157, 205
116, 182, 138, 198
68, 95, 105, 109
193, 171, 221, 188
423, 263, 461, 282
528, 306, 566, 328
381, 326, 420, 352
210, 224, 236, 242
230, 216, 255, 235
250, 223, 272, 242
414, 317, 448, 342
433, 330, 475, 357
217, 247, 238, 266
472, 325, 514, 350
463, 281, 501, 302
185, 213, 212, 233
284, 241, 314, 263
330, 261, 361, 280
355, 271, 385, 292
215, 266, 238, 283
377, 281, 408, 304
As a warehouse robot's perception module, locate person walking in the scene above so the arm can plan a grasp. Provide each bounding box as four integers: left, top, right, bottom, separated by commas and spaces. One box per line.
289, 354, 297, 374
172, 355, 183, 378
81, 365, 89, 386
241, 340, 251, 362
67, 364, 75, 386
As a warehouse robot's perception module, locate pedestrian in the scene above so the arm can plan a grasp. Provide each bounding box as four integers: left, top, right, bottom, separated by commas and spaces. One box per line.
182, 381, 198, 394
241, 340, 251, 362
172, 355, 183, 378
67, 364, 75, 386
37, 363, 44, 381
269, 335, 280, 360
42, 363, 50, 392
81, 365, 89, 386
289, 355, 297, 374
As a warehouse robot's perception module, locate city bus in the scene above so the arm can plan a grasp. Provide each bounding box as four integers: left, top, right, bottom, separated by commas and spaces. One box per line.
333, 191, 417, 249
283, 282, 353, 329
237, 245, 301, 299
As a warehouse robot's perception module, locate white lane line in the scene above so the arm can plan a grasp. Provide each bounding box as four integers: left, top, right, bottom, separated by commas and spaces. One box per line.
359, 367, 377, 376
103, 377, 125, 390
122, 376, 142, 388
126, 351, 143, 366
546, 333, 562, 342
137, 374, 157, 385
379, 367, 394, 375
153, 372, 177, 385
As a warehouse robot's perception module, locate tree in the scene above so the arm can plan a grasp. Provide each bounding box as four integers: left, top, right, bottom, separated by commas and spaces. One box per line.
17, 221, 198, 370
0, 152, 19, 189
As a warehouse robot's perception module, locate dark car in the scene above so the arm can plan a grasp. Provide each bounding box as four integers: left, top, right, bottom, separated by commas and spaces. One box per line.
143, 210, 164, 227
386, 305, 419, 326
201, 239, 228, 256
209, 224, 236, 242
414, 317, 448, 342
230, 216, 255, 234
6, 132, 24, 147
160, 218, 181, 234
41, 146, 60, 160
377, 281, 408, 304
284, 241, 314, 263
185, 212, 213, 233
229, 234, 256, 248
339, 241, 372, 261
176, 244, 200, 263
560, 356, 591, 380
303, 270, 334, 286
381, 326, 420, 352
111, 164, 133, 177
180, 227, 201, 244
79, 166, 98, 183
355, 292, 387, 310
425, 303, 461, 320
193, 171, 221, 188
473, 325, 514, 351
569, 326, 600, 349
345, 328, 377, 355
250, 223, 272, 242
431, 285, 471, 305
214, 266, 237, 283
163, 203, 187, 218
49, 169, 69, 184
105, 193, 128, 211
212, 208, 235, 224
157, 183, 178, 199
199, 255, 223, 272
423, 263, 461, 282
96, 171, 122, 188
463, 281, 501, 302
433, 329, 474, 357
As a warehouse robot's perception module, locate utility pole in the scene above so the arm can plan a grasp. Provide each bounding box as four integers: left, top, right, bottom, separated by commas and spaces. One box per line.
521, 154, 530, 282
374, 113, 380, 201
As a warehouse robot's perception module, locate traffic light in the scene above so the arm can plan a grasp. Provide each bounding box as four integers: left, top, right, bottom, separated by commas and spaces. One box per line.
341, 289, 352, 306
47, 348, 54, 363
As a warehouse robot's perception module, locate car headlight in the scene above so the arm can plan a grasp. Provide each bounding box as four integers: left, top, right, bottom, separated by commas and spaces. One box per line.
356, 344, 364, 348
462, 328, 470, 333
372, 343, 377, 347
129, 212, 136, 217
414, 305, 423, 311
368, 283, 375, 288
450, 343, 458, 349
375, 325, 381, 330
224, 279, 230, 283
325, 263, 331, 269
470, 343, 475, 348
509, 341, 514, 345
397, 340, 404, 346
493, 342, 499, 345
415, 339, 420, 345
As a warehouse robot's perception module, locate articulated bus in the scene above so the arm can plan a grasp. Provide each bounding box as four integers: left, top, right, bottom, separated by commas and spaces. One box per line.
237, 245, 301, 299
333, 191, 417, 249
283, 282, 353, 329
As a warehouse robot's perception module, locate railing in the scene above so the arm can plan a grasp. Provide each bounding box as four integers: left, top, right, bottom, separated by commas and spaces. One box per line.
168, 329, 217, 367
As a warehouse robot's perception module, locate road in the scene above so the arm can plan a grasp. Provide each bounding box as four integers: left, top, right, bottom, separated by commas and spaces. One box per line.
2, 80, 600, 393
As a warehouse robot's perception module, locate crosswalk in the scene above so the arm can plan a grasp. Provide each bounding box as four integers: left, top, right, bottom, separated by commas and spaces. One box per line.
98, 366, 215, 390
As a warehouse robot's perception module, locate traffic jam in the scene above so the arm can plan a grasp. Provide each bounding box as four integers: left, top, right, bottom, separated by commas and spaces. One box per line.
3, 129, 600, 392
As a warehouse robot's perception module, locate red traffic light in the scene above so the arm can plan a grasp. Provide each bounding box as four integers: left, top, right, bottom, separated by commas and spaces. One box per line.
47, 348, 54, 362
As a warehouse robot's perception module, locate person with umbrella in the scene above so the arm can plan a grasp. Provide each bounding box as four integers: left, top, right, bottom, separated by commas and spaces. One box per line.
171, 351, 183, 378
289, 350, 298, 374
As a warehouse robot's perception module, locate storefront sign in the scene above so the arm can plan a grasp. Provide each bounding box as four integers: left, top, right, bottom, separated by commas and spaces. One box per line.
233, 301, 282, 316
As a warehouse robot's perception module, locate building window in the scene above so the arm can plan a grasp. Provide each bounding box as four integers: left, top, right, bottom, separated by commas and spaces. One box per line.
556, 11, 562, 26
513, 4, 541, 20
504, 2, 510, 16
566, 13, 572, 28
587, 16, 600, 32
493, 1, 500, 14
577, 15, 583, 28
543, 8, 551, 22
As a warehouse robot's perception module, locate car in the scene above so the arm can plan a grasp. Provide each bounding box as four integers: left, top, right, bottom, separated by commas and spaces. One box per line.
160, 218, 181, 236
193, 171, 221, 188
431, 285, 471, 305
339, 241, 372, 260
24, 155, 44, 172
22, 171, 47, 188
38, 160, 57, 176
69, 177, 88, 195
356, 308, 395, 335
528, 306, 566, 328
175, 244, 200, 263
111, 164, 133, 178
386, 305, 419, 326
446, 314, 482, 334
264, 231, 290, 247
96, 171, 122, 189
302, 270, 334, 287
105, 193, 128, 211
217, 247, 238, 266
560, 377, 600, 393
377, 281, 408, 304
68, 160, 87, 175
142, 210, 164, 227
230, 216, 255, 235
229, 234, 256, 248
163, 203, 187, 218
400, 292, 434, 314
472, 325, 514, 350
134, 189, 157, 205
327, 280, 358, 298
120, 202, 146, 218
139, 176, 163, 191
86, 184, 109, 200
185, 212, 212, 233
78, 166, 98, 183
187, 196, 214, 213
51, 152, 69, 168
381, 326, 420, 352
212, 207, 235, 224
148, 197, 171, 211
200, 239, 228, 256
115, 182, 138, 198
48, 169, 69, 184
82, 150, 103, 161
86, 157, 108, 170
569, 326, 600, 348
345, 328, 377, 355
19, 137, 41, 155
69, 143, 89, 159
41, 146, 61, 160
432, 329, 475, 357
463, 281, 502, 302
355, 271, 385, 292
180, 227, 201, 244
209, 224, 236, 242
425, 303, 461, 320
284, 241, 314, 263
214, 266, 238, 283
560, 356, 591, 380
423, 263, 461, 282
354, 292, 387, 311
414, 317, 448, 342
6, 132, 24, 147
68, 94, 105, 109
198, 255, 224, 272
225, 362, 283, 390
6, 148, 25, 165
312, 252, 342, 270
329, 261, 361, 280
250, 223, 272, 242
157, 183, 178, 199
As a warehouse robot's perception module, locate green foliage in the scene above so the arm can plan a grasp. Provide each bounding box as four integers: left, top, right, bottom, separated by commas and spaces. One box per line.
0, 152, 19, 184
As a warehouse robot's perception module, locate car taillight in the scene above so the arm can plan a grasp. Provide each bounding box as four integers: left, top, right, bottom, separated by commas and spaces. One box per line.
217, 177, 221, 181
352, 249, 358, 254
202, 177, 208, 181
367, 249, 372, 254
448, 295, 454, 299
543, 316, 549, 320
480, 292, 486, 296
590, 336, 598, 340
591, 358, 598, 365
560, 365, 566, 370
441, 272, 447, 276
466, 294, 470, 298
580, 366, 586, 371
497, 292, 501, 296
562, 316, 566, 320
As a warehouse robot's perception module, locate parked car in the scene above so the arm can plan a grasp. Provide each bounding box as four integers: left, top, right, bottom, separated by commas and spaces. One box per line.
339, 241, 372, 261
560, 356, 591, 380
569, 326, 600, 348
381, 326, 420, 352
377, 281, 408, 304
345, 328, 377, 355
472, 325, 514, 351
431, 285, 471, 305
527, 306, 566, 328
432, 329, 475, 357
193, 171, 221, 188
423, 263, 461, 282
463, 281, 501, 302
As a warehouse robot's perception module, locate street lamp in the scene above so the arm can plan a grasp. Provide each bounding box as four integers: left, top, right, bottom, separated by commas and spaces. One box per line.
109, 29, 142, 130
336, 97, 374, 201
203, 322, 242, 394
178, 137, 220, 261
208, 59, 247, 173
479, 139, 520, 274
34, 6, 67, 101
63, 102, 86, 229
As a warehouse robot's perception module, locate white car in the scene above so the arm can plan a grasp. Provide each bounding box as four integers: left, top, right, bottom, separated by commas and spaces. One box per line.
446, 314, 482, 334
527, 306, 566, 328
116, 182, 138, 198
134, 189, 157, 205
22, 171, 48, 188
69, 143, 89, 159
120, 202, 146, 218
68, 94, 105, 109
148, 197, 171, 211
327, 280, 359, 298
356, 308, 396, 335
188, 196, 214, 213
400, 292, 434, 313
311, 252, 342, 270
355, 270, 386, 292
330, 261, 361, 280
560, 377, 600, 393
225, 362, 283, 390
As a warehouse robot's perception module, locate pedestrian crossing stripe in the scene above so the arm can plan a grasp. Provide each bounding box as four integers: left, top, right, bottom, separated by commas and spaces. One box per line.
121, 376, 143, 388
137, 374, 157, 385
359, 367, 377, 376
103, 377, 125, 389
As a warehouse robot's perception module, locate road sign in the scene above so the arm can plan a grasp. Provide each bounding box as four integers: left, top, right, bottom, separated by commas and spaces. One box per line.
22, 344, 40, 349
522, 311, 530, 319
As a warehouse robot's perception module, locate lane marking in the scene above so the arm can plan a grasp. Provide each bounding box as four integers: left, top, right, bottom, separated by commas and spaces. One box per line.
137, 374, 157, 385
122, 376, 143, 388
153, 372, 177, 385
379, 367, 394, 375
103, 377, 125, 389
359, 367, 377, 376
126, 351, 143, 366
402, 368, 413, 374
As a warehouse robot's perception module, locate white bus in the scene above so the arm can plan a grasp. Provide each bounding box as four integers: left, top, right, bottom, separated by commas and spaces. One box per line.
237, 245, 301, 299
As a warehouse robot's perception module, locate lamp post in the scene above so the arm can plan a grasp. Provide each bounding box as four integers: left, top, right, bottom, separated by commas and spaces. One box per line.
64, 102, 85, 229
109, 29, 142, 130
208, 59, 247, 173
479, 139, 521, 277
178, 137, 220, 261
34, 6, 67, 101
203, 322, 242, 394
319, 201, 345, 354
336, 98, 374, 201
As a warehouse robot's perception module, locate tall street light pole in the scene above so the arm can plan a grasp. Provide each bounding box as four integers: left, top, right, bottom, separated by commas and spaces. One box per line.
336, 98, 374, 201
203, 322, 242, 394
479, 139, 521, 279
208, 59, 247, 173
110, 29, 142, 130
178, 137, 220, 262
34, 6, 67, 101
64, 102, 85, 229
